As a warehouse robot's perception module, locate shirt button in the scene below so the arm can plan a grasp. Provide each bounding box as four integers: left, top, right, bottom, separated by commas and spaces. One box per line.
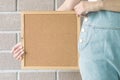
84, 17, 88, 22
81, 28, 85, 32
80, 39, 83, 43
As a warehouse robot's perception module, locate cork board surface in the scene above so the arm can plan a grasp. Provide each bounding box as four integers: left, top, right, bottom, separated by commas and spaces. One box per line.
21, 11, 80, 70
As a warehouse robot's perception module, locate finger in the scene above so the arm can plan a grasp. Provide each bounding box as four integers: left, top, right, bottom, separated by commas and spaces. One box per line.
76, 11, 80, 17
16, 50, 24, 60
18, 57, 22, 61
78, 9, 82, 16
75, 10, 79, 17
11, 43, 22, 53
75, 8, 81, 16
12, 45, 22, 54
15, 49, 24, 59
74, 6, 77, 10
18, 53, 24, 61
74, 7, 79, 16
13, 49, 24, 58
20, 57, 23, 61
13, 46, 23, 55
18, 55, 23, 61
16, 51, 24, 60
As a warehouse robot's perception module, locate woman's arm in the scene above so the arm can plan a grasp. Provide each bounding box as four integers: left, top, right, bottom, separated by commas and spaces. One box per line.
57, 0, 81, 11
74, 0, 120, 16
102, 0, 120, 12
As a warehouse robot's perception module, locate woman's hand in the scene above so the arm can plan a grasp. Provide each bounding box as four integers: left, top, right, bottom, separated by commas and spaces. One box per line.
57, 0, 80, 11
11, 42, 24, 61
74, 1, 103, 16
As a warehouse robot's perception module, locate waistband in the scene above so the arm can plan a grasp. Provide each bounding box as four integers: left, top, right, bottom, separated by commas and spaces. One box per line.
82, 11, 120, 29
82, 22, 120, 30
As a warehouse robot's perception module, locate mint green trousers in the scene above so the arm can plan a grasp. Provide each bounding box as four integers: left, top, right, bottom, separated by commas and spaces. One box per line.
78, 23, 120, 80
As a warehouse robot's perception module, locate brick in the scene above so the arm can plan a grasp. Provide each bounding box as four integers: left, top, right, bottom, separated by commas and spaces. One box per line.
0, 73, 17, 80
58, 71, 82, 80
0, 33, 17, 50
17, 0, 54, 11
0, 13, 21, 31
0, 53, 20, 70
20, 72, 55, 80
0, 0, 16, 12
57, 0, 64, 9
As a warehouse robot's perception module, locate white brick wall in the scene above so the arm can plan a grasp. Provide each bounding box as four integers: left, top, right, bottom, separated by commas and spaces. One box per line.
0, 0, 82, 80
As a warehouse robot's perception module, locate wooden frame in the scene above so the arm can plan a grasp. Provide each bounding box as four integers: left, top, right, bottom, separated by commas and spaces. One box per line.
21, 11, 81, 70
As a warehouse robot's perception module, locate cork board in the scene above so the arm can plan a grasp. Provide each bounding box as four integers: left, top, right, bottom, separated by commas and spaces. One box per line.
21, 11, 81, 70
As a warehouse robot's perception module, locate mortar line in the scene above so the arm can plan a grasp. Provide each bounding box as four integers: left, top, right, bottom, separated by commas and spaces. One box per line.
0, 70, 57, 73
0, 50, 11, 53
0, 31, 20, 33
54, 0, 57, 11
17, 32, 20, 43
57, 70, 59, 80
0, 70, 79, 73
0, 12, 20, 14
17, 72, 20, 80
56, 70, 80, 72
15, 0, 17, 11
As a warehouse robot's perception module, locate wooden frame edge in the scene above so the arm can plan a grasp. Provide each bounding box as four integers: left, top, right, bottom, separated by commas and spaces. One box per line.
21, 12, 25, 69
21, 11, 76, 15
21, 66, 79, 70
21, 11, 80, 70
77, 16, 81, 68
